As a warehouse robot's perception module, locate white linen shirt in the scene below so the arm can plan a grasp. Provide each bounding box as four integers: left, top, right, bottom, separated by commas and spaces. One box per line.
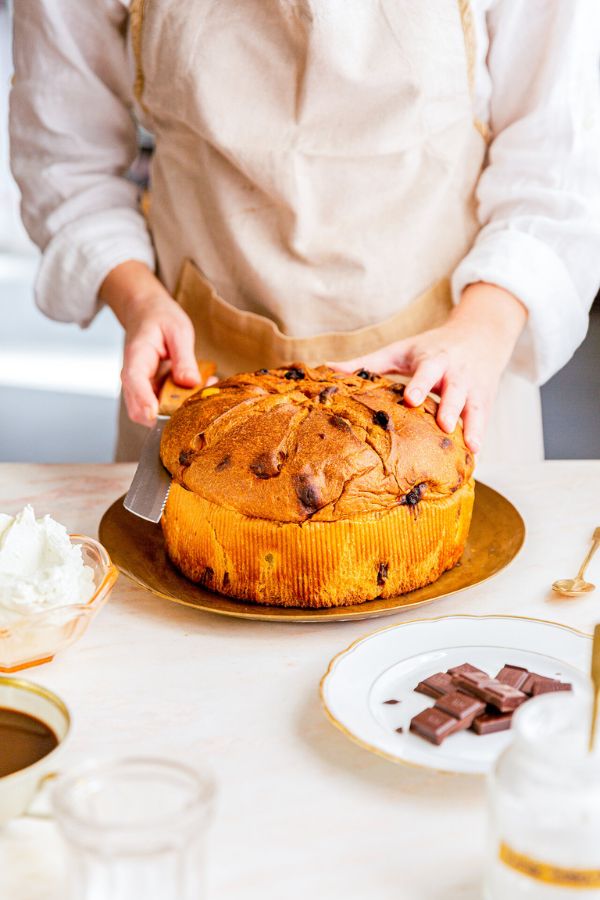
9, 0, 600, 384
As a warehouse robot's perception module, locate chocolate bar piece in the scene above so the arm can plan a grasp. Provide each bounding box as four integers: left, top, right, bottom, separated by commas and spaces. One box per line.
453, 671, 526, 712
532, 679, 572, 696
471, 711, 513, 735
496, 664, 530, 691
521, 674, 536, 695
414, 672, 454, 700
410, 663, 572, 747
451, 671, 493, 699
447, 663, 486, 677
409, 707, 466, 745
523, 673, 573, 696
482, 682, 527, 713
435, 691, 486, 723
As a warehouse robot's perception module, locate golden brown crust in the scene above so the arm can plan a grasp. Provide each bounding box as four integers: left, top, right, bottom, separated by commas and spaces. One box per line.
160, 364, 474, 525
160, 363, 475, 607
162, 478, 474, 607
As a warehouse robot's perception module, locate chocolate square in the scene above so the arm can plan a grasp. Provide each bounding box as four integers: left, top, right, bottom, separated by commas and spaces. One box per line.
435, 691, 486, 722
409, 707, 465, 746
471, 711, 514, 735
414, 672, 454, 700
529, 675, 572, 696
447, 663, 486, 677
482, 682, 527, 713
521, 674, 536, 695
496, 665, 530, 691
451, 671, 493, 700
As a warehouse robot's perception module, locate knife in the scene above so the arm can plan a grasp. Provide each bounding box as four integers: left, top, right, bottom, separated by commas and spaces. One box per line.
123, 360, 216, 523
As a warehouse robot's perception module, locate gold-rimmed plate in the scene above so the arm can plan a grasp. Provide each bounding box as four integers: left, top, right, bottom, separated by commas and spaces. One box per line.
98, 481, 524, 622
320, 615, 592, 773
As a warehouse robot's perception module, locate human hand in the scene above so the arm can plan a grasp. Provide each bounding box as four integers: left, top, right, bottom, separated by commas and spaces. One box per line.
330, 283, 527, 454
101, 261, 201, 426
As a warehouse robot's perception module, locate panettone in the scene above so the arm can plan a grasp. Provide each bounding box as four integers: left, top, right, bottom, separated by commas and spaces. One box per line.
160, 364, 475, 608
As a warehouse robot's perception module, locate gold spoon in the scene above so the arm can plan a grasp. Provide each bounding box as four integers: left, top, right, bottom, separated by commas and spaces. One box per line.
553, 527, 600, 597
589, 623, 600, 752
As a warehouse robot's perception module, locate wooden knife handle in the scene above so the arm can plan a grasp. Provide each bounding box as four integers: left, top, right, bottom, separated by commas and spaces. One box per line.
158, 359, 217, 416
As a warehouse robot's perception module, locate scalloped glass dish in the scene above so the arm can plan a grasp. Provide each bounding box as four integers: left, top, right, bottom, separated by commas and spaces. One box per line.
0, 536, 118, 672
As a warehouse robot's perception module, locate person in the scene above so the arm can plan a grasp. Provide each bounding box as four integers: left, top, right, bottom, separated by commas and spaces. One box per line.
9, 0, 600, 463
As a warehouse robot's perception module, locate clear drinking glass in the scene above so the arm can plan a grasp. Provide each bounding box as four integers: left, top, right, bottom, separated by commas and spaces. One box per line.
486, 691, 600, 900
52, 757, 215, 900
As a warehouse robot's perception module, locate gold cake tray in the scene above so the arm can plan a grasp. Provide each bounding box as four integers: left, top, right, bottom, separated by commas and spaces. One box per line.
98, 481, 524, 623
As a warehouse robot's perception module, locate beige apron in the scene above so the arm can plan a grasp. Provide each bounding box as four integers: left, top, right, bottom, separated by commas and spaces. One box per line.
116, 0, 543, 462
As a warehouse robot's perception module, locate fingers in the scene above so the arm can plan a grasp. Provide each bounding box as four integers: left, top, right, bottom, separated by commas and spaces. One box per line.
331, 338, 490, 455
119, 295, 200, 426
404, 357, 488, 453
461, 395, 487, 455
164, 318, 199, 387
438, 387, 488, 454
122, 338, 162, 425
329, 317, 500, 455
152, 359, 172, 394
436, 377, 468, 434
403, 354, 447, 407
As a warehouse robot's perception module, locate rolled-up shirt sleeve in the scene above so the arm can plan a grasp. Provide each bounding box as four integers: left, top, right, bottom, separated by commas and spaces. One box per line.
453, 0, 600, 384
9, 0, 154, 326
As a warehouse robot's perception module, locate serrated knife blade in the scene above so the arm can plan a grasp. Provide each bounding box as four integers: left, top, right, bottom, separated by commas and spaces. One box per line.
123, 415, 172, 523
122, 358, 217, 523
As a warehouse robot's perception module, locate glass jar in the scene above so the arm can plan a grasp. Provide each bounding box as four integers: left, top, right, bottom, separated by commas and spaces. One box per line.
486, 691, 600, 899
52, 757, 215, 900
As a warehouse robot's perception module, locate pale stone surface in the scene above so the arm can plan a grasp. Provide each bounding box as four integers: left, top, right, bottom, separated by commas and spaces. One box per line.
0, 461, 598, 900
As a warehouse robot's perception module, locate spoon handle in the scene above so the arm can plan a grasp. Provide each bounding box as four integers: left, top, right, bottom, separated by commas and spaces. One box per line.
577, 527, 600, 580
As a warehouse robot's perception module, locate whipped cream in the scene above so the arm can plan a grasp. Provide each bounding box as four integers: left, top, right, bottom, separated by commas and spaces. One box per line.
0, 506, 95, 626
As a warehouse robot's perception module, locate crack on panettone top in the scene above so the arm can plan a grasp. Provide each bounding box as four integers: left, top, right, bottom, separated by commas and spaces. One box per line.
160, 364, 474, 523
335, 395, 398, 481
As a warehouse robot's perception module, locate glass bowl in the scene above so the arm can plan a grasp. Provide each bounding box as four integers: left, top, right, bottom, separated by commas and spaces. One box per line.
0, 535, 118, 672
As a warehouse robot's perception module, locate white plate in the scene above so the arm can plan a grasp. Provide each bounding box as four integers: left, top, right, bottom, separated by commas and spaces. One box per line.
320, 615, 592, 774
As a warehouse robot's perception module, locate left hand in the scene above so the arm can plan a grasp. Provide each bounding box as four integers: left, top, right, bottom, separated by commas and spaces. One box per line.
330, 282, 527, 455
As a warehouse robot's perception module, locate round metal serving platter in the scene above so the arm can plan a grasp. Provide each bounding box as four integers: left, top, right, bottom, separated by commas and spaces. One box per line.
99, 482, 524, 623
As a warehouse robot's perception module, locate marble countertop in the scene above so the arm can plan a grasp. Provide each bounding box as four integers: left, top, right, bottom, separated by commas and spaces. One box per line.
1, 461, 599, 900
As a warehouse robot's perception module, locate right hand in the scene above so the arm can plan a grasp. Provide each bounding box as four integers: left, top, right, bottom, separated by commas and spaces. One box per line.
100, 261, 200, 426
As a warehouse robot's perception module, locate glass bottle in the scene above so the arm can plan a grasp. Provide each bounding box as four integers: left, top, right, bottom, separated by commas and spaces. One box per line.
486, 691, 600, 899
52, 756, 215, 900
